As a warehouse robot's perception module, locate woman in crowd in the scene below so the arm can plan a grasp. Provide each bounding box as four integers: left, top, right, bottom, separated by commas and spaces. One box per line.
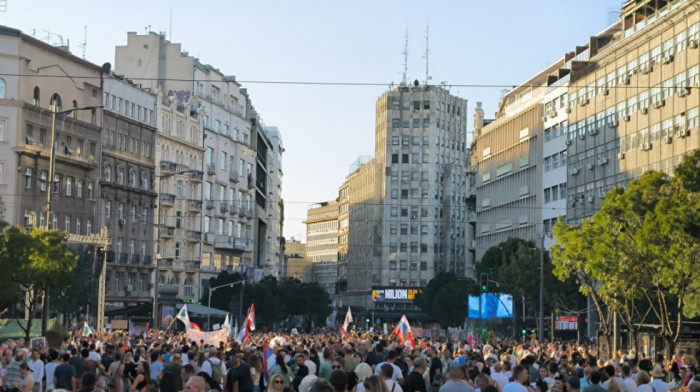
362, 376, 389, 392
107, 351, 124, 392
130, 360, 151, 392
268, 374, 286, 392
269, 354, 293, 392
249, 355, 263, 392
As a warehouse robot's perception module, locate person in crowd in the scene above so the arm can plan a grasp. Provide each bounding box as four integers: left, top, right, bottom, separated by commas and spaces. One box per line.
12, 363, 35, 392
54, 352, 77, 392
329, 370, 348, 392
379, 364, 402, 392
403, 357, 427, 392
635, 372, 652, 392
129, 360, 151, 392
363, 376, 390, 392
249, 355, 263, 392
439, 366, 475, 392
185, 376, 206, 392
270, 354, 292, 392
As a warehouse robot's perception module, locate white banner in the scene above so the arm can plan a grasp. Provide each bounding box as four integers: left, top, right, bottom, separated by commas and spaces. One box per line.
188, 328, 228, 345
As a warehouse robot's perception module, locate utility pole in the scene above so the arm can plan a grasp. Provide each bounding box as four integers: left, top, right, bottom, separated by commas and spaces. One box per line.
539, 234, 545, 341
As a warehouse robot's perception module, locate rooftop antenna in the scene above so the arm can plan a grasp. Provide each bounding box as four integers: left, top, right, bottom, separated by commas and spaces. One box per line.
401, 28, 408, 86
169, 7, 173, 41
424, 21, 431, 86
78, 25, 87, 60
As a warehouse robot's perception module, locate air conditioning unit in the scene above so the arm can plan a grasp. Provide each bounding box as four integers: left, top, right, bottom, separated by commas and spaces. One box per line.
664, 136, 673, 144
640, 65, 651, 75
653, 100, 665, 109
598, 157, 609, 166
565, 107, 572, 114
578, 134, 585, 140
639, 143, 652, 151
587, 196, 594, 203
618, 152, 625, 160
587, 163, 595, 170
676, 128, 690, 138
624, 115, 631, 122
588, 128, 599, 136
548, 110, 557, 118
569, 200, 576, 207
581, 98, 590, 106
571, 168, 580, 176
690, 39, 699, 49
640, 108, 648, 115
623, 77, 631, 85
662, 54, 674, 64
603, 89, 610, 96
677, 88, 689, 98
565, 139, 572, 146
119, 218, 126, 225
609, 120, 619, 128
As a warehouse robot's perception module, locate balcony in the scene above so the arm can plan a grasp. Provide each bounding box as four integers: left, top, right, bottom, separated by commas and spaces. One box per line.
160, 225, 175, 237
185, 260, 201, 270
143, 255, 152, 266
220, 202, 229, 213
186, 230, 201, 242
229, 171, 239, 183
246, 174, 254, 189
160, 160, 178, 172
203, 232, 216, 243
186, 199, 202, 211
158, 284, 179, 296
214, 235, 251, 252
205, 199, 215, 209
229, 203, 238, 215
206, 164, 216, 175
187, 170, 204, 182
118, 252, 128, 263
160, 193, 176, 205
131, 254, 140, 265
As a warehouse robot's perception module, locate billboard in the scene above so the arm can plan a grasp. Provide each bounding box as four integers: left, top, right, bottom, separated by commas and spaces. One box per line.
468, 293, 514, 318
371, 287, 423, 303
555, 316, 578, 330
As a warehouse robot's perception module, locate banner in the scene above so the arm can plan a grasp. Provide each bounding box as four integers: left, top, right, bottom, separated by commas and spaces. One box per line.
188, 328, 228, 345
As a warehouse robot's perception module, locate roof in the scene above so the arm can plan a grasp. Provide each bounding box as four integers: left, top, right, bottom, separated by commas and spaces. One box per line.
176, 303, 229, 316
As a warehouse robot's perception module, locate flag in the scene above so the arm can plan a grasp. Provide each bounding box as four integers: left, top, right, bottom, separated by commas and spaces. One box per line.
392, 315, 415, 349
81, 321, 94, 336
176, 305, 191, 332
341, 307, 353, 339
128, 320, 137, 336
190, 322, 201, 331
232, 318, 238, 339
247, 304, 256, 331
222, 314, 231, 335
144, 323, 150, 340
236, 322, 248, 344
262, 342, 275, 384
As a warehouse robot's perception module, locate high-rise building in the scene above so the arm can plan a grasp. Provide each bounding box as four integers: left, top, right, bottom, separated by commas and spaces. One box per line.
284, 239, 312, 282
304, 201, 339, 294
374, 84, 473, 288
263, 126, 284, 278
101, 73, 158, 311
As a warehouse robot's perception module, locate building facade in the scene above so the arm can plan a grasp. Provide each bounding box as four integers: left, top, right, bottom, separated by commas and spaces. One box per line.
263, 126, 284, 278
0, 26, 102, 238
304, 201, 339, 294
101, 74, 158, 310
375, 84, 472, 290
283, 239, 312, 282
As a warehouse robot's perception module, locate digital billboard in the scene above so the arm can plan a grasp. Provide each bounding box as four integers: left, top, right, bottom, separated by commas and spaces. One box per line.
468, 293, 514, 318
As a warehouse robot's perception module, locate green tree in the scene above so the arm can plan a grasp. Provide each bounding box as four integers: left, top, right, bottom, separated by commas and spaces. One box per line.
51, 246, 96, 325
552, 150, 700, 353
414, 272, 472, 326
0, 227, 77, 343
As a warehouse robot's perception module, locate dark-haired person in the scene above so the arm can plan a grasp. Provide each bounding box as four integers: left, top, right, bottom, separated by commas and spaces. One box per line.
581, 371, 605, 392
54, 352, 76, 392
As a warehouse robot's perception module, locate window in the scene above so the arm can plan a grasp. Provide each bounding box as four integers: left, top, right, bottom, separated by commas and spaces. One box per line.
64, 216, 71, 232
0, 119, 5, 141
66, 177, 73, 196
131, 206, 137, 222
176, 180, 184, 197
118, 203, 124, 220
117, 167, 124, 184
75, 217, 81, 234
0, 79, 5, 98
87, 182, 94, 199
24, 168, 32, 188
220, 151, 227, 171
33, 87, 40, 106
174, 242, 181, 259
176, 211, 182, 229
53, 174, 60, 194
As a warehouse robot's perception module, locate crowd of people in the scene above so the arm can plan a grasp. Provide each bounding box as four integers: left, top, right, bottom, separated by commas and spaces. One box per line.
0, 330, 698, 392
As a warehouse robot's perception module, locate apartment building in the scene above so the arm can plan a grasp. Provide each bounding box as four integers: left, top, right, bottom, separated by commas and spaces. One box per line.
375, 84, 472, 292
101, 74, 158, 309
0, 26, 102, 236
304, 201, 339, 294
264, 126, 284, 278
284, 239, 312, 282
565, 0, 699, 223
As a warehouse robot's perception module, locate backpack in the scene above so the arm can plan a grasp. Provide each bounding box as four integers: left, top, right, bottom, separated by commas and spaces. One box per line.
208, 359, 222, 384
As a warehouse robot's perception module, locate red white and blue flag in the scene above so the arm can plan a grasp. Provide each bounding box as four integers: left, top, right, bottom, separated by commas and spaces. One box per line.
341, 307, 353, 339
236, 321, 249, 344
392, 314, 415, 349
247, 304, 256, 331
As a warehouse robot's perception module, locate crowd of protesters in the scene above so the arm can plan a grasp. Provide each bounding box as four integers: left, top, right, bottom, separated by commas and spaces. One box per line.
0, 330, 698, 392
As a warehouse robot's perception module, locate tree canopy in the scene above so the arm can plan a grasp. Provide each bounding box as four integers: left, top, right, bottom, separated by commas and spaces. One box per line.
552, 150, 700, 346
413, 272, 472, 326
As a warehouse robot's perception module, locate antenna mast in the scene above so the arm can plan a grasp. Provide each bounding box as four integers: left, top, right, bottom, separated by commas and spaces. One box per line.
79, 26, 87, 60
169, 7, 173, 41
401, 29, 408, 86
424, 22, 431, 86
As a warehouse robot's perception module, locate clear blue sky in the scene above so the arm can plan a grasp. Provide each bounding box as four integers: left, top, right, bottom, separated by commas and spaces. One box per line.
4, 0, 623, 241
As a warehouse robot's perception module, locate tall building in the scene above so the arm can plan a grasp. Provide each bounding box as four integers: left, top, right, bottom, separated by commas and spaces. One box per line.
564, 0, 699, 224
263, 126, 284, 278
304, 201, 339, 294
284, 239, 312, 282
374, 84, 472, 289
0, 26, 103, 238
101, 73, 158, 312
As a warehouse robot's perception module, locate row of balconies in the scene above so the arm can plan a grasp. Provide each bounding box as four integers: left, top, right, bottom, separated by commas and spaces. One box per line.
109, 252, 153, 266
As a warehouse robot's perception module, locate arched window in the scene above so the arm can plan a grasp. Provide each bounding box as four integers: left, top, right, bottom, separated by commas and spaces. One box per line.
50, 93, 62, 111
0, 79, 5, 99
33, 87, 40, 106
141, 171, 149, 190
158, 275, 165, 285
129, 169, 136, 187
104, 164, 111, 181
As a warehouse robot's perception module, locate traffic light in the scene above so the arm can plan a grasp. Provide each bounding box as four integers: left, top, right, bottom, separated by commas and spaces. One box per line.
521, 329, 527, 335
480, 273, 488, 292
365, 318, 370, 324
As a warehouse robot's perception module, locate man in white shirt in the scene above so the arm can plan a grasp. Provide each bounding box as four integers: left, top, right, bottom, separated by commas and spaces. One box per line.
380, 364, 404, 392
503, 366, 535, 392
29, 350, 44, 392
44, 350, 60, 391
491, 363, 510, 390
303, 351, 317, 376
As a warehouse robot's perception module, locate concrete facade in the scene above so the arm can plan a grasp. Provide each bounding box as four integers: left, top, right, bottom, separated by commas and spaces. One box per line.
304, 201, 339, 264
263, 126, 284, 279
101, 74, 158, 308
284, 239, 312, 282
0, 26, 103, 237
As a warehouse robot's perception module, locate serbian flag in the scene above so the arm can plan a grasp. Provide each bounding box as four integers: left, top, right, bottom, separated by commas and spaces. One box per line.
262, 342, 275, 383
392, 315, 415, 349
144, 323, 150, 339
341, 307, 353, 339
190, 322, 202, 331
236, 322, 249, 344
247, 304, 256, 331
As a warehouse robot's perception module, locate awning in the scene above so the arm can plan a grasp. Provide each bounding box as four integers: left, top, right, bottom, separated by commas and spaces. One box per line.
176, 303, 229, 316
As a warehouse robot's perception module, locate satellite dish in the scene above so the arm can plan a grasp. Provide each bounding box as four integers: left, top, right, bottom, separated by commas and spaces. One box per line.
414, 79, 419, 87
101, 62, 112, 74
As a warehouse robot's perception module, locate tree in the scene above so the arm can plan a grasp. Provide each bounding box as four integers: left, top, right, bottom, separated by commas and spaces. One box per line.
0, 227, 77, 343
51, 246, 96, 325
552, 150, 700, 353
414, 272, 472, 326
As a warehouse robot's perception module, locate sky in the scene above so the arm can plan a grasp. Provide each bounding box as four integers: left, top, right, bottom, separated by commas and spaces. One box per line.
3, 0, 624, 241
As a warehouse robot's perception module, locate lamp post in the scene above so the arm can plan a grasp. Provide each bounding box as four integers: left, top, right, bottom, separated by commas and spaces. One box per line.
207, 279, 245, 330
538, 234, 545, 342
152, 169, 203, 329
41, 102, 103, 335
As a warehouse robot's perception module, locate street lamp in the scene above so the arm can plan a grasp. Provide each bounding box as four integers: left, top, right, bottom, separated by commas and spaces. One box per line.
539, 234, 545, 342
42, 102, 103, 335
207, 279, 245, 330
152, 169, 203, 330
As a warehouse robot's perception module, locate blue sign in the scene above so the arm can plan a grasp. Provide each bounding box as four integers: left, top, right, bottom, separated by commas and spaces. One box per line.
468, 293, 513, 318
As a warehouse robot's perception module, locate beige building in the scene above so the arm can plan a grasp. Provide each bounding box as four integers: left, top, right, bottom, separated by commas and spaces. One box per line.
304, 201, 339, 294
565, 0, 699, 223
0, 26, 103, 239
284, 239, 312, 282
